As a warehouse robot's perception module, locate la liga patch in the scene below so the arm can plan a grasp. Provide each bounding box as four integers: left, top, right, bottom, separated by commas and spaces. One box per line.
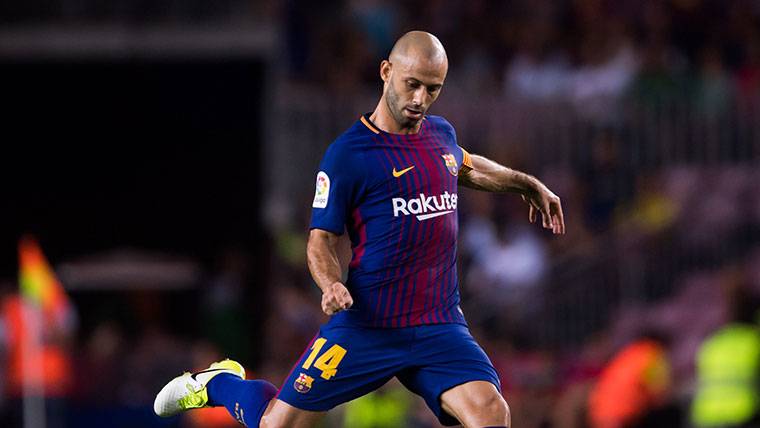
312, 171, 330, 208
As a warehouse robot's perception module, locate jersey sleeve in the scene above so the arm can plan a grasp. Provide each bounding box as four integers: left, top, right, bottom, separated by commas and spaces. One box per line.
309, 142, 365, 235
459, 146, 473, 172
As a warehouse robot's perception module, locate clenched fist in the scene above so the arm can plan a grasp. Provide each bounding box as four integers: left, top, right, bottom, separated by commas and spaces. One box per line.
321, 282, 353, 315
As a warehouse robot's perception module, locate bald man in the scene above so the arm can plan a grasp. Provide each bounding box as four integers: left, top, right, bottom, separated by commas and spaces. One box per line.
155, 31, 564, 428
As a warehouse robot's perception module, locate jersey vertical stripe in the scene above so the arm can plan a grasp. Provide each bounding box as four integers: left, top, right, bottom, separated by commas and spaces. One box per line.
380, 132, 410, 327
377, 132, 405, 327
430, 122, 455, 324
348, 207, 366, 269
396, 138, 428, 327
399, 137, 429, 327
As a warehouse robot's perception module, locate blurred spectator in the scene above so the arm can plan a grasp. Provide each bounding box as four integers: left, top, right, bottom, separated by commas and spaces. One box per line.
569, 18, 639, 123
503, 6, 571, 101
342, 380, 412, 428
691, 271, 760, 428
615, 172, 678, 239
581, 130, 632, 231
504, 47, 571, 101
627, 35, 685, 110
587, 332, 675, 428
692, 44, 732, 118
736, 30, 760, 107
462, 195, 548, 329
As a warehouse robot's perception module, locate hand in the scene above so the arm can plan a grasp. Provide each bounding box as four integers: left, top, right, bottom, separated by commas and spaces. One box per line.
521, 183, 565, 235
321, 282, 354, 315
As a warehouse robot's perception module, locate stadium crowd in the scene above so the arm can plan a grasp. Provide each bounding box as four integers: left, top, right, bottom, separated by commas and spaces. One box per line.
1, 0, 759, 427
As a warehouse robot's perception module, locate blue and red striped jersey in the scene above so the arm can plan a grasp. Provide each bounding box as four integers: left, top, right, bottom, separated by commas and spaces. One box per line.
310, 114, 473, 328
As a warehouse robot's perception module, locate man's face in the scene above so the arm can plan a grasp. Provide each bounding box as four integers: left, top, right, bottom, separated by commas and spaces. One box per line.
382, 55, 447, 130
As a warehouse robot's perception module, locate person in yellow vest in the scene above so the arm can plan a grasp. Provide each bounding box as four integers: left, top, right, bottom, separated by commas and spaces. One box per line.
342, 381, 412, 428
691, 281, 760, 428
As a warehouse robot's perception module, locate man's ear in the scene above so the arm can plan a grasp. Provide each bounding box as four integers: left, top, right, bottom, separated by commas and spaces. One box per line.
380, 60, 392, 83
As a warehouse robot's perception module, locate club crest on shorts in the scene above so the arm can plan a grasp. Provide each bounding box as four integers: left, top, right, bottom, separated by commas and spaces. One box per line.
294, 372, 314, 393
441, 153, 458, 176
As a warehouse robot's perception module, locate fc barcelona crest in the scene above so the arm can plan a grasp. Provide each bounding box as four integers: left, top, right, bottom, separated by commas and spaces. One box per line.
294, 372, 314, 393
441, 153, 458, 176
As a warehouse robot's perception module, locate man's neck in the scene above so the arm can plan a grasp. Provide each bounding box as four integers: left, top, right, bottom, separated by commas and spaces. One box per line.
370, 99, 422, 135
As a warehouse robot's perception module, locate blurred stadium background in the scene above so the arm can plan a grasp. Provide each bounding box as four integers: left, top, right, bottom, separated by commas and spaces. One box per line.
1, 0, 759, 427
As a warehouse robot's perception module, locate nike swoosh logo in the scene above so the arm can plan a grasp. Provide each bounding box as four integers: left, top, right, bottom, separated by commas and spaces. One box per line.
416, 210, 453, 221
190, 368, 226, 381
392, 166, 415, 178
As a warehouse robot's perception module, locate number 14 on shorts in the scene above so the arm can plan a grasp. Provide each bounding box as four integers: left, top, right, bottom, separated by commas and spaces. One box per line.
302, 338, 347, 380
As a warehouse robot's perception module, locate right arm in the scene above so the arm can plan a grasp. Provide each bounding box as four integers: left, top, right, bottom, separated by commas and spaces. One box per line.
308, 140, 363, 316
307, 228, 353, 315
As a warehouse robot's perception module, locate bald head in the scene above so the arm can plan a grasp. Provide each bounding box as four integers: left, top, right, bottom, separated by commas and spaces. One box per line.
374, 31, 448, 133
389, 31, 448, 70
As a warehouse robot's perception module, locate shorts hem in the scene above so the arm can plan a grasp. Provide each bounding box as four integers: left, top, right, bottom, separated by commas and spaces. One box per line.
435, 377, 502, 426
275, 394, 334, 413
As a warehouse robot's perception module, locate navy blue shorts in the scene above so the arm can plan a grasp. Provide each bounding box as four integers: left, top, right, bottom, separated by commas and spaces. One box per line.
276, 322, 501, 426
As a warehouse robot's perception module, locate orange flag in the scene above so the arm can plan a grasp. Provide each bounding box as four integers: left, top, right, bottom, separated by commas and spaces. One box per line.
9, 236, 74, 398
18, 236, 72, 321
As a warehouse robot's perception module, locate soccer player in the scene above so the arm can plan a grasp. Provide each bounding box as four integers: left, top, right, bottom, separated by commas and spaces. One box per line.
154, 31, 564, 428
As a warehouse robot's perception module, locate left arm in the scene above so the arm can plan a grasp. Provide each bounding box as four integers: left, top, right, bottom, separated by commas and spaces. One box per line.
459, 153, 565, 235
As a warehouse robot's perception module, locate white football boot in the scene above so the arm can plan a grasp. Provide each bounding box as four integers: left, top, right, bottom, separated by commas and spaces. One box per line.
154, 359, 245, 417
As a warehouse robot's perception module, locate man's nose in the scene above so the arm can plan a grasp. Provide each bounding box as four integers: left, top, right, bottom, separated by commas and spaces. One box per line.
412, 87, 426, 106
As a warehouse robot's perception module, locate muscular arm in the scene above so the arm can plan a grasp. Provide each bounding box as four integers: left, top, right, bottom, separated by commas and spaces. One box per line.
307, 228, 354, 315
459, 154, 566, 234
458, 154, 539, 194
307, 228, 342, 290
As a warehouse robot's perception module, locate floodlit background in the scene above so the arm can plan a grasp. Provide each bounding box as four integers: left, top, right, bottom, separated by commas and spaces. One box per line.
1, 1, 759, 427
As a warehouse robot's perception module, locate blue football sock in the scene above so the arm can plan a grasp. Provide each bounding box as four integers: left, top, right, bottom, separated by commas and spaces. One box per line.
206, 373, 277, 427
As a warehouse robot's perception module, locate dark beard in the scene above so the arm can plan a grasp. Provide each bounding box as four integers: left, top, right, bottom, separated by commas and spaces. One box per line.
385, 81, 419, 130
